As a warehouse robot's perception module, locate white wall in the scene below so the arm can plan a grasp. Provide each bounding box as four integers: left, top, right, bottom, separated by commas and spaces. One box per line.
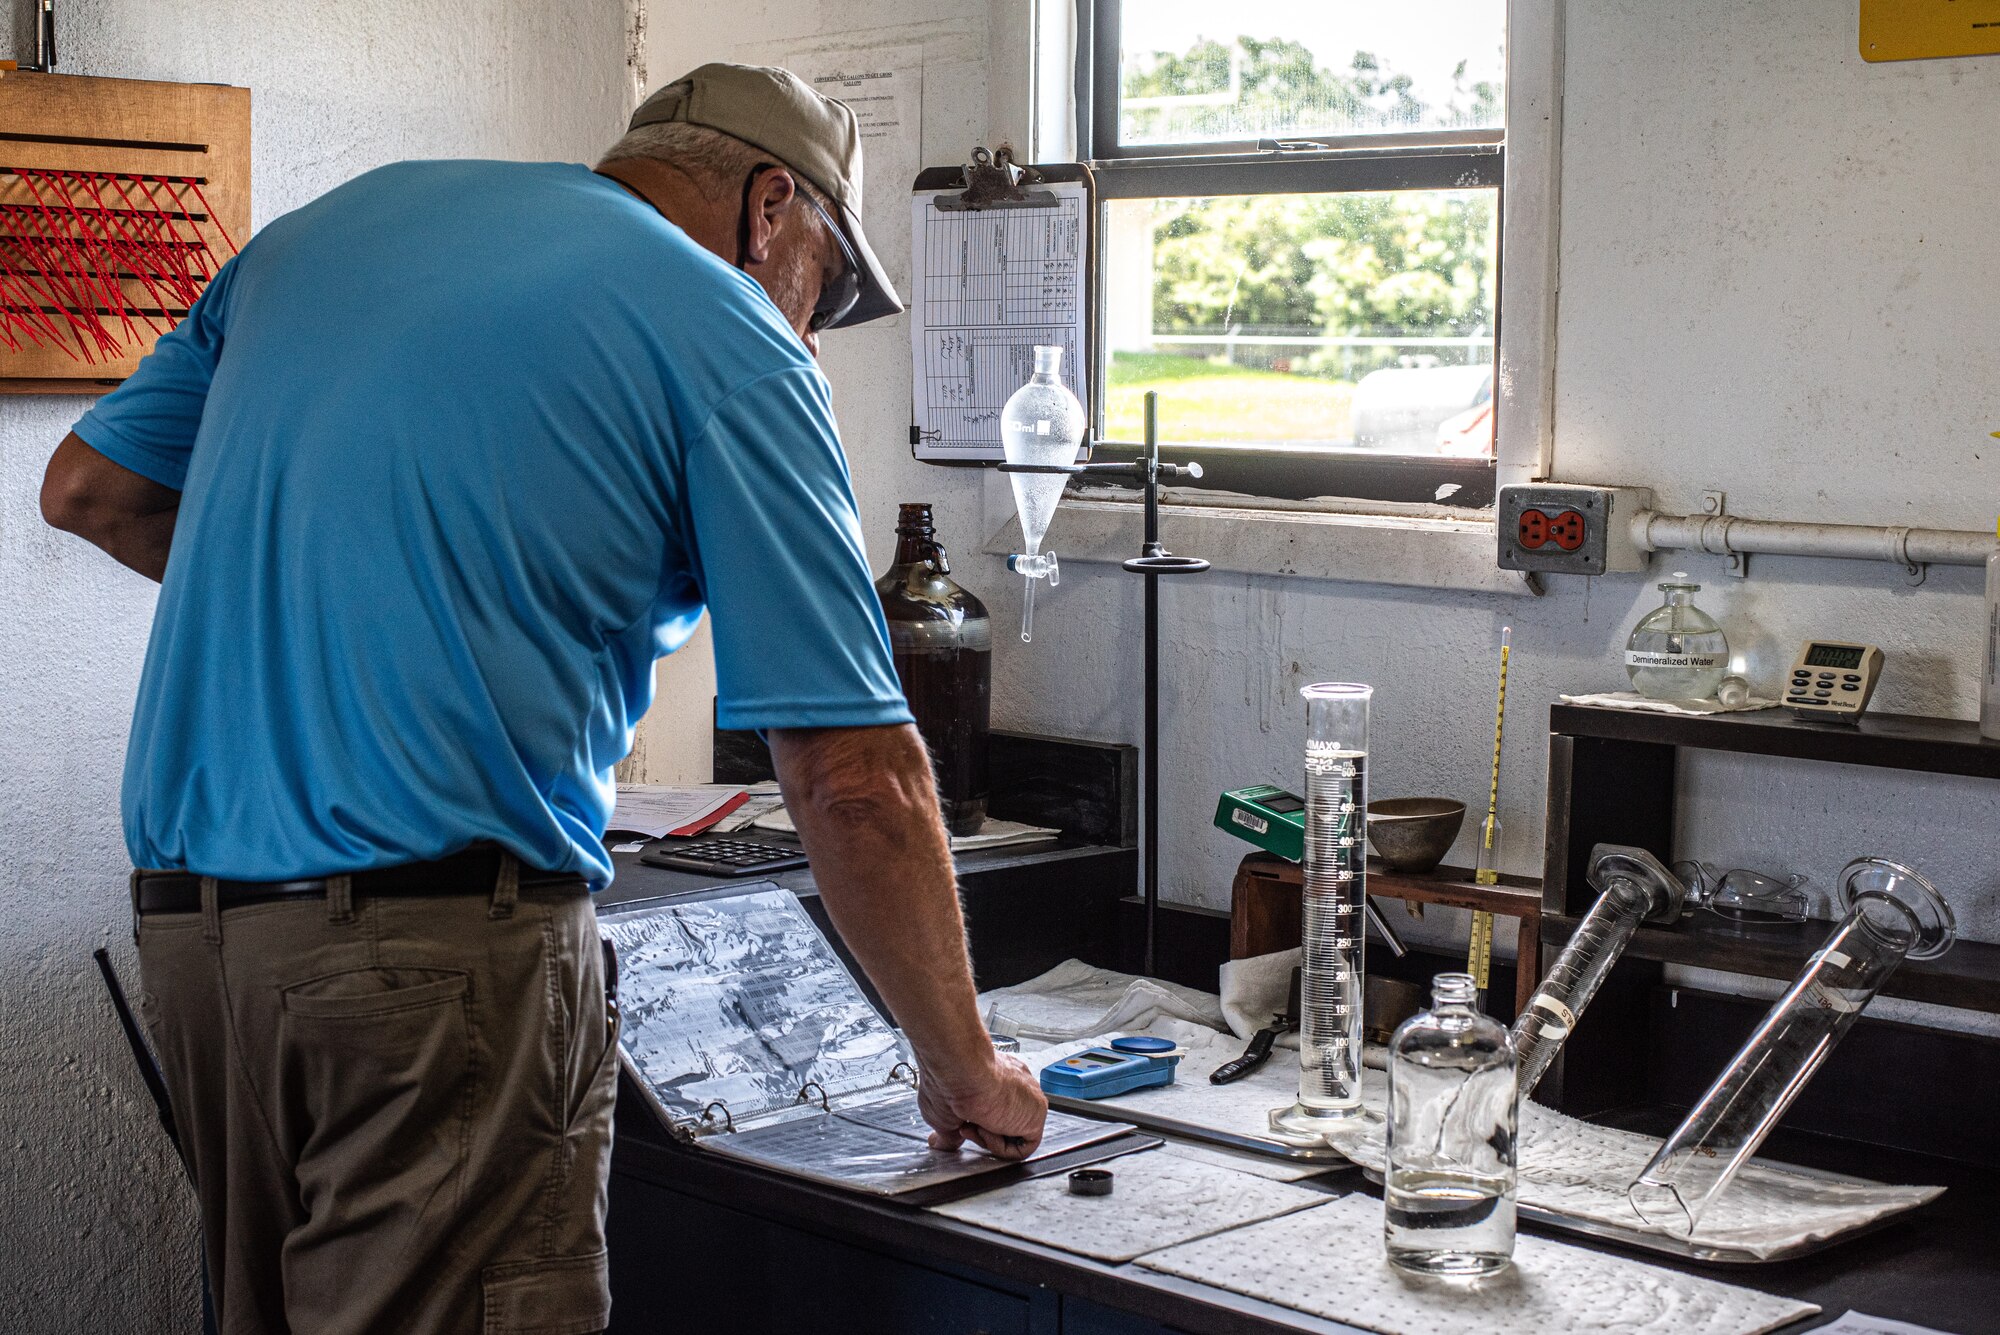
0, 4, 631, 1328
641, 0, 2000, 1030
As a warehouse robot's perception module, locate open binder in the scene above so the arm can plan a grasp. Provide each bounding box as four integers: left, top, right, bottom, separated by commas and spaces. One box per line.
602, 885, 1135, 1198
909, 147, 1096, 464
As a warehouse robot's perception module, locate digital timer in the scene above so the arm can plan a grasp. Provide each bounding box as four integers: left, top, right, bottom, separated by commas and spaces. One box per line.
1784, 641, 1884, 723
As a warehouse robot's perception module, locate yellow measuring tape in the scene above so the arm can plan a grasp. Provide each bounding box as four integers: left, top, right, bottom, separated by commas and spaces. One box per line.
1468, 631, 1511, 990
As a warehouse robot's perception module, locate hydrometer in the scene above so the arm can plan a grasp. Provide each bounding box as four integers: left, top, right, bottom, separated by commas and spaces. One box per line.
1469, 626, 1511, 993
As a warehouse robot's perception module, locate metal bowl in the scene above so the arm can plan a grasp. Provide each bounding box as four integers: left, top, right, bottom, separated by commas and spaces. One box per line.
1365, 798, 1466, 874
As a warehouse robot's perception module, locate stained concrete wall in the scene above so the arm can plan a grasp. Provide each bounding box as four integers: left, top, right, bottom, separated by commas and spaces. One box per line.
0, 4, 632, 1328
642, 1, 2000, 1035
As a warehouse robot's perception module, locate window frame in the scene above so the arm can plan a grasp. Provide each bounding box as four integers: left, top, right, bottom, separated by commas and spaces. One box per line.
1078, 0, 1506, 510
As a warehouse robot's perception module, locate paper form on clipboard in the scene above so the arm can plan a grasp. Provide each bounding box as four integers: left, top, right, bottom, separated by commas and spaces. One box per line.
908, 181, 1090, 462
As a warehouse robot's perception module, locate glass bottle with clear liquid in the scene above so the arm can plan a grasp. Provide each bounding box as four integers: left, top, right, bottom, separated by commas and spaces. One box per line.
1625, 573, 1729, 701
1385, 973, 1518, 1276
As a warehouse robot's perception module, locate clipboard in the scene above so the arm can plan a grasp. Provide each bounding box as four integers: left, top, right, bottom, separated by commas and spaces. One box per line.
909, 147, 1097, 464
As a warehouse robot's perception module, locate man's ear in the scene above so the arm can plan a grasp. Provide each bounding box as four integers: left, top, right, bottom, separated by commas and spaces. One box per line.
742, 169, 802, 268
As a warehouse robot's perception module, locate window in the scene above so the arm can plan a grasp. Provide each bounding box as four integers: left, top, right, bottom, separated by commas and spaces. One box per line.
1082, 0, 1505, 509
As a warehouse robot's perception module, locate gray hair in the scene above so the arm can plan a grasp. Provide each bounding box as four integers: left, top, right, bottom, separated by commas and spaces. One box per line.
599, 122, 829, 242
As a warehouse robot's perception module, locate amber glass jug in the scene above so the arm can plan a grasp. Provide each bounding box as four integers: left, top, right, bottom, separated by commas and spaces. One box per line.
875, 503, 992, 835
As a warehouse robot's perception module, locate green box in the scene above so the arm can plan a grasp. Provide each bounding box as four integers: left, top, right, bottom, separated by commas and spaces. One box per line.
1213, 785, 1306, 863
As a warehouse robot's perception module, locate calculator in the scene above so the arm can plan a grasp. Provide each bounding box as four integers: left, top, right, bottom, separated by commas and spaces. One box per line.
639, 834, 810, 878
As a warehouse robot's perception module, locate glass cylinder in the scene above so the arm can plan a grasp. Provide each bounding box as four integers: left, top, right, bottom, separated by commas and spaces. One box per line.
1511, 846, 1686, 1099
1627, 858, 1956, 1235
1385, 973, 1518, 1276
874, 503, 993, 836
1271, 683, 1370, 1139
1001, 345, 1083, 643
1625, 573, 1729, 701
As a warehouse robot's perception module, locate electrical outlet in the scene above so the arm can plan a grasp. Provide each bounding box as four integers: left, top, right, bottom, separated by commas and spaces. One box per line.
1498, 484, 1653, 575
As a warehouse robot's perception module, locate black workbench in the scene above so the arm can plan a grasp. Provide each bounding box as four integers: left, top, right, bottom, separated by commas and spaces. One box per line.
594, 849, 2000, 1335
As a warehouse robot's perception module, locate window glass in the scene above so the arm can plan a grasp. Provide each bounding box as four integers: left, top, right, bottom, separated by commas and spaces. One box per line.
1102, 189, 1497, 455
1117, 1, 1505, 147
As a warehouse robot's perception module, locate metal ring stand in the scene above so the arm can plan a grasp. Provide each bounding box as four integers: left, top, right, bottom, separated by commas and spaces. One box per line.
999, 392, 1207, 975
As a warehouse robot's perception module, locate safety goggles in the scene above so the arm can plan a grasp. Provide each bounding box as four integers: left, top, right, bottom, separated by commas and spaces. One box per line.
792, 185, 861, 332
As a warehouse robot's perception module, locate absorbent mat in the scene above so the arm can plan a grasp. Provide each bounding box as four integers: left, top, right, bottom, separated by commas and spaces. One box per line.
1156, 1139, 1339, 1183
1315, 1066, 1941, 1261
1138, 1194, 1818, 1335
979, 959, 1229, 1042
1035, 1031, 1939, 1259
930, 1146, 1327, 1262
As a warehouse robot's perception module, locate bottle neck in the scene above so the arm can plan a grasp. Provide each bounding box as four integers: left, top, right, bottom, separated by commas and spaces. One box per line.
1663, 588, 1695, 608
1430, 972, 1480, 1012
893, 505, 947, 571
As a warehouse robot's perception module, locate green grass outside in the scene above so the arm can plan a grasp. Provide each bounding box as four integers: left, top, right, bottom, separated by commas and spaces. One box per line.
1105, 352, 1353, 444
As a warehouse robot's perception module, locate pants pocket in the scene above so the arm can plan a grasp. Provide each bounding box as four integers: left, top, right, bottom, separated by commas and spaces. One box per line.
481, 1249, 611, 1334
278, 967, 475, 1214
281, 967, 469, 1019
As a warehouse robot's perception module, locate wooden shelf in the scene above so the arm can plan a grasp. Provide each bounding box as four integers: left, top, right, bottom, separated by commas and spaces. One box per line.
1544, 911, 2000, 1012
1365, 860, 1542, 915
1550, 702, 2000, 780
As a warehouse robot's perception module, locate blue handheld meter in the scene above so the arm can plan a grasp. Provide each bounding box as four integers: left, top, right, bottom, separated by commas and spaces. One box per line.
1038, 1036, 1181, 1100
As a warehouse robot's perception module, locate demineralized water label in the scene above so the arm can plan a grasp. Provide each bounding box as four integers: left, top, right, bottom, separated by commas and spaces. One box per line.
1624, 650, 1724, 669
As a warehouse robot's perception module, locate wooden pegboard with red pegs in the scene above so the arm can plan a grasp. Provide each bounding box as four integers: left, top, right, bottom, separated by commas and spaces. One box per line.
0, 69, 249, 394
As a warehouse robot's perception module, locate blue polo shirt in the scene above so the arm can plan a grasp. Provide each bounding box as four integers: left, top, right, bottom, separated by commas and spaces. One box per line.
74, 160, 911, 888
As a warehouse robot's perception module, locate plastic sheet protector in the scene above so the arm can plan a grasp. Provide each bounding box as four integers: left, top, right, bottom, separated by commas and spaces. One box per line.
708, 1092, 1131, 1197
1138, 1194, 1819, 1335
603, 888, 1131, 1198
931, 1146, 1327, 1262
602, 888, 911, 1125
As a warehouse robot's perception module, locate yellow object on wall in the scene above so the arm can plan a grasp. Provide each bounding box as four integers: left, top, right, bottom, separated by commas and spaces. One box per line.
1861, 0, 2000, 62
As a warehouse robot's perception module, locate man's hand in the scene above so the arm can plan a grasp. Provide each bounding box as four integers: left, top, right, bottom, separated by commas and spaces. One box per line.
41, 432, 181, 581
768, 724, 1050, 1160
918, 1052, 1048, 1159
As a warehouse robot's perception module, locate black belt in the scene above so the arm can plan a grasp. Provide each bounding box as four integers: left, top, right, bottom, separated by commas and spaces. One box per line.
133, 843, 585, 915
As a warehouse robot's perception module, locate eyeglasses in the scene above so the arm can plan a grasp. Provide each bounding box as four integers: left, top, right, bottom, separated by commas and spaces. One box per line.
793, 186, 860, 332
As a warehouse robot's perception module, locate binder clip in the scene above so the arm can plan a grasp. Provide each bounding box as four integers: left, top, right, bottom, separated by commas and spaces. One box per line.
934, 145, 1058, 212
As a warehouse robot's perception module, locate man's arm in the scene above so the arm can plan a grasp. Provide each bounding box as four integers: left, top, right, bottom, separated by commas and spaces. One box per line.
769, 723, 1048, 1158
41, 432, 181, 582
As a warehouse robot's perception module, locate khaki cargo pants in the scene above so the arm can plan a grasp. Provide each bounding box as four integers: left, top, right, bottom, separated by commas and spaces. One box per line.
135, 862, 617, 1335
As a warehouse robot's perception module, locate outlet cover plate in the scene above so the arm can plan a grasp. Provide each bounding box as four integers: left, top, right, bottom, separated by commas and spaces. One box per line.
1498, 484, 1653, 575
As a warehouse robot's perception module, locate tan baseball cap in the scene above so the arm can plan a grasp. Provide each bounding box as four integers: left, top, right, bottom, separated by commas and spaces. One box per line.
630, 62, 902, 328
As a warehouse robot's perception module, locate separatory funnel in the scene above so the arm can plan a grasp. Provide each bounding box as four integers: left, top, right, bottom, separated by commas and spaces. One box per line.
1001, 345, 1084, 642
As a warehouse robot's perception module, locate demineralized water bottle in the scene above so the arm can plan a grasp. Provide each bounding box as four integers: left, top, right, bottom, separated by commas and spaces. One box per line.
1385, 973, 1517, 1276
1624, 573, 1729, 701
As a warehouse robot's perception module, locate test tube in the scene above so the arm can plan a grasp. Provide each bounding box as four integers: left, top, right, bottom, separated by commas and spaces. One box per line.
1512, 846, 1687, 1099
1271, 683, 1371, 1139
1627, 858, 1955, 1235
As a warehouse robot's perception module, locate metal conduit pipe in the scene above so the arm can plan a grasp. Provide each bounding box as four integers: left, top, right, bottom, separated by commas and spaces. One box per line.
1630, 509, 1995, 571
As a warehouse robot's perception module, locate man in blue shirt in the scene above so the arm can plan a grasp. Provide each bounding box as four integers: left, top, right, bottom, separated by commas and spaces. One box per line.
42, 64, 1045, 1334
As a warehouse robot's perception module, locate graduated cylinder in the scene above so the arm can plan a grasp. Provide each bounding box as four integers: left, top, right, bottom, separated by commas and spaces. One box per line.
1271, 683, 1371, 1139
1627, 858, 1956, 1235
1512, 846, 1687, 1098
